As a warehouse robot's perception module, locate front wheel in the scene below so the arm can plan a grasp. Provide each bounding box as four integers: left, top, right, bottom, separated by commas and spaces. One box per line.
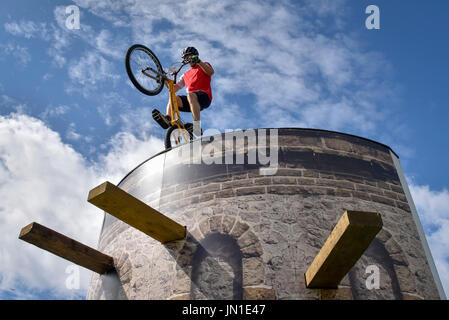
164, 124, 193, 149
125, 44, 164, 96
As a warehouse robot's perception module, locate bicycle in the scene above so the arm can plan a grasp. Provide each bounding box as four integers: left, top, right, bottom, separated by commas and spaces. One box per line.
125, 44, 193, 149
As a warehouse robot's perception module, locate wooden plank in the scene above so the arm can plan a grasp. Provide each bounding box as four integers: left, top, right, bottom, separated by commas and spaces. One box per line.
88, 181, 186, 243
19, 222, 114, 274
305, 210, 383, 289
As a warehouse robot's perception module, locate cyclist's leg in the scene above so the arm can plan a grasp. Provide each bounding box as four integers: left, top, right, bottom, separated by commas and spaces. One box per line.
165, 95, 183, 120
187, 92, 201, 121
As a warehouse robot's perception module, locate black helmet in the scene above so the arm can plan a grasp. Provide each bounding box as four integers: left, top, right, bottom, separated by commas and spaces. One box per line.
182, 46, 199, 58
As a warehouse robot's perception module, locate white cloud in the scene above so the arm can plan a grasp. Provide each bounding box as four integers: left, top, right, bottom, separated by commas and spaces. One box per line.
67, 51, 121, 97
66, 123, 82, 141
0, 113, 163, 299
3, 1, 398, 136
409, 180, 449, 298
65, 0, 393, 133
39, 105, 70, 121
0, 43, 32, 65
4, 21, 51, 40
69, 51, 120, 86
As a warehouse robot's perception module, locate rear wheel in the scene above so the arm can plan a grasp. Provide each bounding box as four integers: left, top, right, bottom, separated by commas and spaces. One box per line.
164, 124, 193, 149
125, 44, 164, 96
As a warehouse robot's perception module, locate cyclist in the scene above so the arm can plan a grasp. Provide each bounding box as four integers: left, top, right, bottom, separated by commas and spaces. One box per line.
158, 46, 214, 137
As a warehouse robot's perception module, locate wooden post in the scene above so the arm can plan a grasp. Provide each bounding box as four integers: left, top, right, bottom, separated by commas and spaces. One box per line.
88, 181, 186, 243
305, 210, 383, 289
19, 222, 114, 274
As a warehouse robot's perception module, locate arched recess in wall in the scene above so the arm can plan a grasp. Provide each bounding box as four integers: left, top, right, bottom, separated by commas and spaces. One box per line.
190, 233, 243, 300
348, 238, 403, 299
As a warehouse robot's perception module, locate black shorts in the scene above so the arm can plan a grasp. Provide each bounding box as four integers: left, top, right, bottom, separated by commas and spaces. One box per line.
178, 91, 211, 112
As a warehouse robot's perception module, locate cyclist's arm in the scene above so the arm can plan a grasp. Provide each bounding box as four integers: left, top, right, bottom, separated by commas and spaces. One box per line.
174, 76, 185, 92
198, 61, 214, 76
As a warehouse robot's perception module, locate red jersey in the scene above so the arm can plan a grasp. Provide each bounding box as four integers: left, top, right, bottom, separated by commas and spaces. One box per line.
177, 62, 213, 101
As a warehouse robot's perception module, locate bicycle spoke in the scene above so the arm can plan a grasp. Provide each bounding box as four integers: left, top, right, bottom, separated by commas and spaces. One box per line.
129, 49, 161, 91
125, 44, 164, 96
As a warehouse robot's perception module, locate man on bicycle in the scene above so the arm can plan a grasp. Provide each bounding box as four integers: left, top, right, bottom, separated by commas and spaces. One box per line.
158, 46, 214, 137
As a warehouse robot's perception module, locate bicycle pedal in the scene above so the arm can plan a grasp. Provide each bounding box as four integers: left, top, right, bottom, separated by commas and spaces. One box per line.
152, 109, 170, 129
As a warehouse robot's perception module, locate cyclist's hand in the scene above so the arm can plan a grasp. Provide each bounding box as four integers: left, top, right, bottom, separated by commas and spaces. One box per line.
189, 55, 201, 64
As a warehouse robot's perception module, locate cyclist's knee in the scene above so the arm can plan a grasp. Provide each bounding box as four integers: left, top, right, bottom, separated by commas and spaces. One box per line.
187, 92, 198, 102
176, 96, 183, 107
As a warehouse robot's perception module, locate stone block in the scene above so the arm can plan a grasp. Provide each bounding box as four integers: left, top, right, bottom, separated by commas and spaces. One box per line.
274, 168, 303, 177
316, 179, 355, 190
188, 181, 202, 189
230, 220, 250, 238
402, 293, 424, 300
222, 216, 236, 234
243, 287, 276, 300
236, 186, 266, 196
232, 173, 249, 180
383, 190, 398, 200
199, 218, 210, 236
175, 184, 189, 192
390, 185, 405, 194
209, 215, 223, 233
199, 193, 214, 202
334, 173, 364, 184
397, 194, 407, 202
216, 189, 235, 198
173, 271, 191, 294
320, 287, 353, 300
188, 228, 204, 242
391, 253, 409, 266
272, 177, 297, 185
335, 189, 351, 197
222, 179, 252, 190
352, 191, 371, 201
169, 293, 190, 300
324, 138, 354, 153
394, 265, 417, 293
370, 195, 396, 207
302, 170, 319, 178
296, 178, 316, 186
377, 181, 391, 191
243, 258, 265, 286
376, 228, 392, 243
253, 177, 273, 185
241, 242, 264, 258
355, 184, 384, 196
237, 230, 259, 248
384, 238, 402, 255
396, 201, 411, 212
184, 183, 220, 197
267, 186, 305, 195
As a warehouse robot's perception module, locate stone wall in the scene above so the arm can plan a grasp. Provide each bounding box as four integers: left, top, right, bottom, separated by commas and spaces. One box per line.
87, 128, 441, 300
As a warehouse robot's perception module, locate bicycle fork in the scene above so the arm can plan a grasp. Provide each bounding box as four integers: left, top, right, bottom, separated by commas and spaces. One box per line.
166, 79, 191, 144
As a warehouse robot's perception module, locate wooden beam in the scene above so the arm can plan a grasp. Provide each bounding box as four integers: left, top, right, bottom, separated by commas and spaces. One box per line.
305, 210, 383, 289
19, 222, 114, 274
88, 181, 186, 243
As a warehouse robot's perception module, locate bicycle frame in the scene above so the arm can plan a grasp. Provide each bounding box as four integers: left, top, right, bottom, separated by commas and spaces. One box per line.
164, 63, 191, 144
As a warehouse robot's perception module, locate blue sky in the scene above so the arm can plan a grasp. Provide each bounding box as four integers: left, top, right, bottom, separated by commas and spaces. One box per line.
0, 0, 448, 299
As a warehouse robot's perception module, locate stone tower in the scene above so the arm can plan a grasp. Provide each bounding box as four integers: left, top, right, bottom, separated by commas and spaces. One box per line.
87, 128, 445, 300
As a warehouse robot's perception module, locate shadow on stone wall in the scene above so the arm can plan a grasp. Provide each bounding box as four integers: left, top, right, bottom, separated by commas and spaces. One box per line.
190, 233, 243, 299
348, 238, 402, 299
91, 270, 129, 300
164, 216, 271, 300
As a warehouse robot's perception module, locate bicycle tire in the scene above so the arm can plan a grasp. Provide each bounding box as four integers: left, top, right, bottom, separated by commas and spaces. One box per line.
164, 125, 193, 149
125, 44, 164, 96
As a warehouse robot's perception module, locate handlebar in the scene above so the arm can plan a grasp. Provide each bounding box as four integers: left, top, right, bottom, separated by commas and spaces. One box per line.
167, 61, 188, 82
